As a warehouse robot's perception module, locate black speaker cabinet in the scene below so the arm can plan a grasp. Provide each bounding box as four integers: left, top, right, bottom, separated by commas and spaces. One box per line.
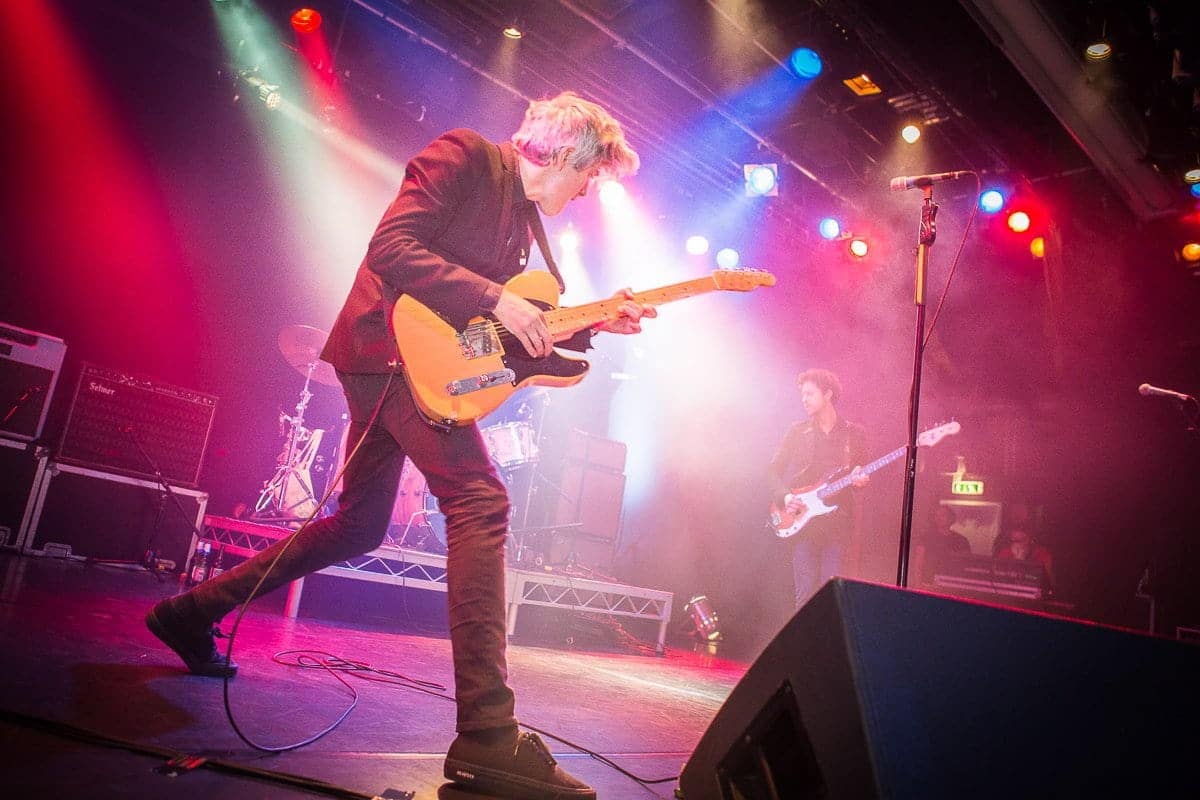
20, 460, 207, 571
550, 463, 624, 570
679, 578, 1200, 799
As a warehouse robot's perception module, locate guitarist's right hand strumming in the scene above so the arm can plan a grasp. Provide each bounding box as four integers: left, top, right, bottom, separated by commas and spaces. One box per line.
493, 289, 553, 358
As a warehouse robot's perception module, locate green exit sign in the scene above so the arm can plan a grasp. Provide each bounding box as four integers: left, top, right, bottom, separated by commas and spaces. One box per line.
952, 479, 985, 495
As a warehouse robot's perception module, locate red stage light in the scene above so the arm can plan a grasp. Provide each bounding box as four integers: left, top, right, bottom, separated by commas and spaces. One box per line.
291, 8, 322, 34
1007, 211, 1031, 233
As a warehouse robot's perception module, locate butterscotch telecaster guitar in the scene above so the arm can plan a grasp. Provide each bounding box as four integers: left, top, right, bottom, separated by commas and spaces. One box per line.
768, 421, 961, 539
391, 268, 775, 426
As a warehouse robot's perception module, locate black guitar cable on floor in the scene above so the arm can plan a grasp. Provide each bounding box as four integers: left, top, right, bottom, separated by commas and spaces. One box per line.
218, 371, 396, 753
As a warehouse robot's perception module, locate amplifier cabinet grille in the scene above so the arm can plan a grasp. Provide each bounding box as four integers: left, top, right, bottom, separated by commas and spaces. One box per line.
58, 364, 218, 488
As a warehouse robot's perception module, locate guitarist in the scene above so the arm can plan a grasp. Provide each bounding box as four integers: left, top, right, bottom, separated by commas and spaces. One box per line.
768, 368, 869, 609
146, 92, 653, 800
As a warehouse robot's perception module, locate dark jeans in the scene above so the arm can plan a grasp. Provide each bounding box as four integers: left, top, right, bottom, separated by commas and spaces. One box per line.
791, 513, 849, 610
188, 371, 515, 732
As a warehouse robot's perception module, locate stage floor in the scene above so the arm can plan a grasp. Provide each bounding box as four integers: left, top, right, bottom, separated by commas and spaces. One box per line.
0, 550, 747, 799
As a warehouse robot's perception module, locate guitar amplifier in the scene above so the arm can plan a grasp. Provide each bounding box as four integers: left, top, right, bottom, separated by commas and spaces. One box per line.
550, 430, 627, 570
0, 323, 66, 442
57, 364, 218, 488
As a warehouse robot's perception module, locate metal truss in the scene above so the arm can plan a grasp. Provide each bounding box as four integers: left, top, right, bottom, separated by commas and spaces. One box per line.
506, 570, 674, 654
199, 515, 673, 652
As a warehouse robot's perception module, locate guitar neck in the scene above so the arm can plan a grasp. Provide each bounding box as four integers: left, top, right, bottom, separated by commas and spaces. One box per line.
817, 445, 907, 499
547, 275, 724, 338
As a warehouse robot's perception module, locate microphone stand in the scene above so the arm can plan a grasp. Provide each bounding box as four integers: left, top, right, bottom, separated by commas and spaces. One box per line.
123, 426, 208, 572
896, 185, 938, 588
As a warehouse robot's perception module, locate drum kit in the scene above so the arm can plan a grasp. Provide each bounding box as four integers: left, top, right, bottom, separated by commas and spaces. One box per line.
251, 325, 554, 561
250, 325, 342, 525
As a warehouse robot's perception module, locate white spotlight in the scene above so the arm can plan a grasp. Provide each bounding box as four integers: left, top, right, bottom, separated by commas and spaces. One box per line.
559, 227, 580, 252
685, 235, 709, 256
716, 248, 739, 269
598, 180, 626, 206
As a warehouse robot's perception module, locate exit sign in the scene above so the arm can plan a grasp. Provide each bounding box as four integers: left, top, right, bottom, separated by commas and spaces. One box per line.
952, 479, 984, 495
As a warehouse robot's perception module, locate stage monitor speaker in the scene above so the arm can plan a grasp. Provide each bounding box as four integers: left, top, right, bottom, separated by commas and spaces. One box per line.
58, 363, 217, 488
0, 323, 66, 442
678, 578, 1200, 800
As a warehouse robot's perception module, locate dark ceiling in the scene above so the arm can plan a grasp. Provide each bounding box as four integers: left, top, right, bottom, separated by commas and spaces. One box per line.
150, 0, 1191, 242
85, 0, 1199, 248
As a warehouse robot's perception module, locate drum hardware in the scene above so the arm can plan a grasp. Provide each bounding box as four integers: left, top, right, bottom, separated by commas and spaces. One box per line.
507, 522, 583, 569
250, 326, 337, 525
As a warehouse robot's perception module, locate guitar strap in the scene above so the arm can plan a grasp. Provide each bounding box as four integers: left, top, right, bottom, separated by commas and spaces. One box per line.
527, 204, 567, 294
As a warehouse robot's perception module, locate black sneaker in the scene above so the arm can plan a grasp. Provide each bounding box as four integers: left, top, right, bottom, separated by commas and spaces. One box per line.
145, 597, 238, 678
444, 730, 594, 800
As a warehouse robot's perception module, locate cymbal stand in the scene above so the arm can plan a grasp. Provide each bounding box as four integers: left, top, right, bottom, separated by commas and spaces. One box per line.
252, 362, 325, 522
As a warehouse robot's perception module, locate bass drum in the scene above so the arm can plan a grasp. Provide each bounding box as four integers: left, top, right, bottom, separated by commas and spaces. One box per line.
332, 424, 446, 551
391, 459, 447, 551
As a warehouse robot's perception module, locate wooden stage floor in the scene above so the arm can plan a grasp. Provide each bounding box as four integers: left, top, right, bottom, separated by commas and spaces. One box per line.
0, 550, 747, 799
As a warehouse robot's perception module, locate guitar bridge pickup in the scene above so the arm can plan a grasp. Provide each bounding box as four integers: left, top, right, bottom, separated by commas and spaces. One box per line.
457, 324, 503, 359
446, 369, 516, 396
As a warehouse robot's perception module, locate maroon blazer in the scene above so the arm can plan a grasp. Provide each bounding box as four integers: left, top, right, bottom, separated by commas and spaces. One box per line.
321, 129, 532, 374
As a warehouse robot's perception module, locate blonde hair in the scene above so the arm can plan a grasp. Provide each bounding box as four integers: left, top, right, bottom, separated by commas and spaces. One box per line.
512, 91, 639, 179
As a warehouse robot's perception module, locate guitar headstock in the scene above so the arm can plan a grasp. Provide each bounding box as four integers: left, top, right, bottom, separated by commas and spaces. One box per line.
712, 269, 777, 292
917, 421, 961, 447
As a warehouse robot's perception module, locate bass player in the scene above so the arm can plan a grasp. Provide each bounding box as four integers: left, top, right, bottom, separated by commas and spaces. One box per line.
768, 368, 869, 609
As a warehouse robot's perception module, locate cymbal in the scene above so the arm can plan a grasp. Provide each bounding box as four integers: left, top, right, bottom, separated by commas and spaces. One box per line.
278, 325, 339, 387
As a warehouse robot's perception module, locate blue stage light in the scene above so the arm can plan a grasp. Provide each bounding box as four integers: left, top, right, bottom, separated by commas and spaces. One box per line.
789, 48, 823, 79
1191, 183, 1200, 199
818, 217, 841, 240
979, 189, 1005, 214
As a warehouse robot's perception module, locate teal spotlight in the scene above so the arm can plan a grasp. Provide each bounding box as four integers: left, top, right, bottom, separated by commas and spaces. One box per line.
789, 47, 823, 79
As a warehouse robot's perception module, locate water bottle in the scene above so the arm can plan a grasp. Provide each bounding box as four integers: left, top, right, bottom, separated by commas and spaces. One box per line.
210, 544, 225, 579
188, 541, 211, 587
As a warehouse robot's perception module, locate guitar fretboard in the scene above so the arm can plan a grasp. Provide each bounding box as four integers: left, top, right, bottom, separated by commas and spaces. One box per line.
547, 276, 725, 338
816, 446, 907, 500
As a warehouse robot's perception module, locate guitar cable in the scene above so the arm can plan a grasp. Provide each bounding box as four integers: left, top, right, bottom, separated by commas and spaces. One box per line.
210, 368, 681, 789
922, 174, 983, 350
217, 370, 396, 753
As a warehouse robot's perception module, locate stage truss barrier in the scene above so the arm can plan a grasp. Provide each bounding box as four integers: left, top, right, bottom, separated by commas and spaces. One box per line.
198, 516, 672, 653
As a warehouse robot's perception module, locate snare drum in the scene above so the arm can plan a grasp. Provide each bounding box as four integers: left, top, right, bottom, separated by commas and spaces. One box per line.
480, 421, 538, 468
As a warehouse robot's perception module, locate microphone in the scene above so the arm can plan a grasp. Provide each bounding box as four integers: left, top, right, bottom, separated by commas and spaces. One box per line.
889, 170, 974, 192
1138, 383, 1194, 402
